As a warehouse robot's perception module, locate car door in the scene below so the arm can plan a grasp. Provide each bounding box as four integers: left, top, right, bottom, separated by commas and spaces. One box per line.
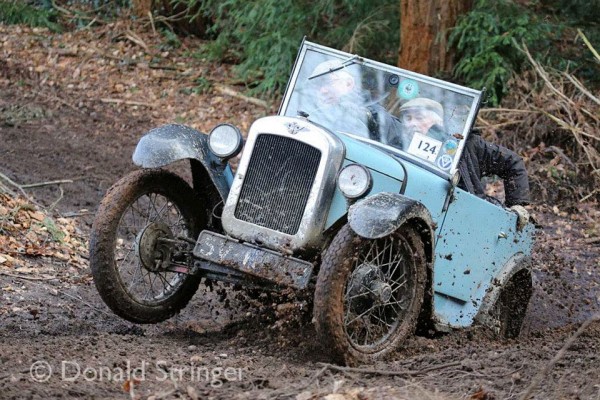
432, 187, 533, 328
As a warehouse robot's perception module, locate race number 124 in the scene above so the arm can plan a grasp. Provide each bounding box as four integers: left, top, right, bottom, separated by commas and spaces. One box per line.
407, 133, 441, 162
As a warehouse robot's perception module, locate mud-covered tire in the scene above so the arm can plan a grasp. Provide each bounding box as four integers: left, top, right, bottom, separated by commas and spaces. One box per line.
90, 169, 205, 324
313, 224, 427, 365
493, 269, 532, 339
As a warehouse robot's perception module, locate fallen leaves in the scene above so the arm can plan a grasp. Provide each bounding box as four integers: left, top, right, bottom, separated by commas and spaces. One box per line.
0, 21, 273, 137
122, 378, 142, 393
0, 193, 88, 278
471, 387, 495, 400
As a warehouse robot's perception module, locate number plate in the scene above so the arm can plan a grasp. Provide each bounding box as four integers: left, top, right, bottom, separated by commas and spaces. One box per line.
407, 132, 442, 162
193, 230, 314, 289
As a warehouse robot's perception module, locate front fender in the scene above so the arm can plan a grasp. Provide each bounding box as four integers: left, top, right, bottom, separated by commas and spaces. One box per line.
132, 124, 232, 201
348, 192, 434, 241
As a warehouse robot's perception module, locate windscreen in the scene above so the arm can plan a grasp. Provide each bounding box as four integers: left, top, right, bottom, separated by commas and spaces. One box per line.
280, 44, 482, 175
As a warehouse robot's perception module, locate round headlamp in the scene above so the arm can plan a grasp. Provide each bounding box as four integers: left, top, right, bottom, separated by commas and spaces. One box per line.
337, 164, 372, 199
208, 124, 243, 159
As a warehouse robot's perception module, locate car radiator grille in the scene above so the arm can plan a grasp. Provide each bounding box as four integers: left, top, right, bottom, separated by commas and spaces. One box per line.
234, 134, 322, 235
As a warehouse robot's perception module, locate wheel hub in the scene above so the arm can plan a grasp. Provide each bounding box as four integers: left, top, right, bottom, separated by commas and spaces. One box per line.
136, 222, 174, 272
348, 263, 392, 312
371, 280, 393, 303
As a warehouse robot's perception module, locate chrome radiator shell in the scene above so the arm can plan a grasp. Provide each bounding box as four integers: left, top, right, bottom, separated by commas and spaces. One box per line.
221, 116, 345, 252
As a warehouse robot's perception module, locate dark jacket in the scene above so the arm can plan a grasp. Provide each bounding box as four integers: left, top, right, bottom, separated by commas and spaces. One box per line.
458, 131, 530, 207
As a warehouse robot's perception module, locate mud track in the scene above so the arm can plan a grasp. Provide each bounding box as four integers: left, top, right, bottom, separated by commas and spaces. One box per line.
1, 24, 599, 399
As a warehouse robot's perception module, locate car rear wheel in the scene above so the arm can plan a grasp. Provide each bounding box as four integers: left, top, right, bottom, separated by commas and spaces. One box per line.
493, 268, 532, 339
313, 224, 426, 365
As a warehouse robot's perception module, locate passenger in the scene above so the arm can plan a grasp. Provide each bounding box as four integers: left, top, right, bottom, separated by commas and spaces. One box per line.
398, 97, 449, 143
461, 128, 531, 226
398, 97, 530, 223
458, 128, 531, 226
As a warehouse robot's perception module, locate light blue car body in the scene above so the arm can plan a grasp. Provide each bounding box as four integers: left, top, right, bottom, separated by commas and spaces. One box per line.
278, 40, 535, 330
132, 40, 535, 332
317, 132, 534, 329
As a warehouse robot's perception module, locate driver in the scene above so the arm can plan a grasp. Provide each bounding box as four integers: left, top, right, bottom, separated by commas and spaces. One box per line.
305, 60, 370, 138
313, 62, 357, 107
305, 60, 402, 144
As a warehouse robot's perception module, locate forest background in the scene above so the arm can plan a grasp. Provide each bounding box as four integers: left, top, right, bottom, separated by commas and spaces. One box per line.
0, 0, 600, 202
2, 0, 597, 203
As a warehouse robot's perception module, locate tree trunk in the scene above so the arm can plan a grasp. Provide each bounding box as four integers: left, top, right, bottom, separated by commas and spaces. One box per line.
398, 0, 473, 76
131, 0, 153, 18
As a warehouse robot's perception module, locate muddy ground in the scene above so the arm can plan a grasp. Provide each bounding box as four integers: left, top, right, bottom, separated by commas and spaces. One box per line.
0, 24, 599, 399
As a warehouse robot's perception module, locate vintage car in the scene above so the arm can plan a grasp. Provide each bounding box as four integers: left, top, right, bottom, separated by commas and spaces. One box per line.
90, 40, 535, 365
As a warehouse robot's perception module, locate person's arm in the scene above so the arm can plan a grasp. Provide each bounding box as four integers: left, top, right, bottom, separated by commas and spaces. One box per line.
368, 104, 406, 148
474, 135, 530, 207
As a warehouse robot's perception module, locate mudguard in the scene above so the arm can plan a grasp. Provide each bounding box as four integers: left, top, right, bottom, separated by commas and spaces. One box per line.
474, 253, 532, 329
132, 124, 232, 201
348, 192, 435, 241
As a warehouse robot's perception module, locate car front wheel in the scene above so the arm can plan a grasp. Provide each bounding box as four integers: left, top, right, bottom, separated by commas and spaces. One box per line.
313, 224, 427, 365
90, 169, 205, 324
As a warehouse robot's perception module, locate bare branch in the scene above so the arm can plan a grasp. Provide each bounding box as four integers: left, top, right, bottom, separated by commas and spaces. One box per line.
315, 360, 462, 377
100, 98, 154, 107
213, 83, 270, 109
577, 29, 600, 63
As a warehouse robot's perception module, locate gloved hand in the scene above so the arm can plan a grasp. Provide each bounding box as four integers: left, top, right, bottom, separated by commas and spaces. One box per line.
510, 205, 530, 231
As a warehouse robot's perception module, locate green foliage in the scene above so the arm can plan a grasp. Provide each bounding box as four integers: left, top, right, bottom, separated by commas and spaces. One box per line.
541, 0, 600, 25
40, 217, 65, 243
539, 0, 600, 85
172, 0, 398, 98
0, 1, 62, 32
160, 27, 182, 49
193, 76, 212, 94
160, 0, 596, 105
449, 0, 552, 106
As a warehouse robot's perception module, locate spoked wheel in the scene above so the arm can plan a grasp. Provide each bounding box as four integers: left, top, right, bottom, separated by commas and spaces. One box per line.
90, 169, 206, 323
314, 224, 426, 365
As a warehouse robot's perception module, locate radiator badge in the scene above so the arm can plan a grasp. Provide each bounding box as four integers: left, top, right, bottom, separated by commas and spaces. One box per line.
284, 122, 307, 135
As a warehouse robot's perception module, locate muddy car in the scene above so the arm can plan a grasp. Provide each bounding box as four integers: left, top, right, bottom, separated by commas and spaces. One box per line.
90, 40, 535, 365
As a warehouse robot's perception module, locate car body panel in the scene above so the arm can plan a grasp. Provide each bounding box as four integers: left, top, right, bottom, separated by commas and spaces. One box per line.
401, 161, 452, 227
347, 192, 434, 240
338, 133, 405, 181
132, 124, 234, 201
432, 189, 534, 327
